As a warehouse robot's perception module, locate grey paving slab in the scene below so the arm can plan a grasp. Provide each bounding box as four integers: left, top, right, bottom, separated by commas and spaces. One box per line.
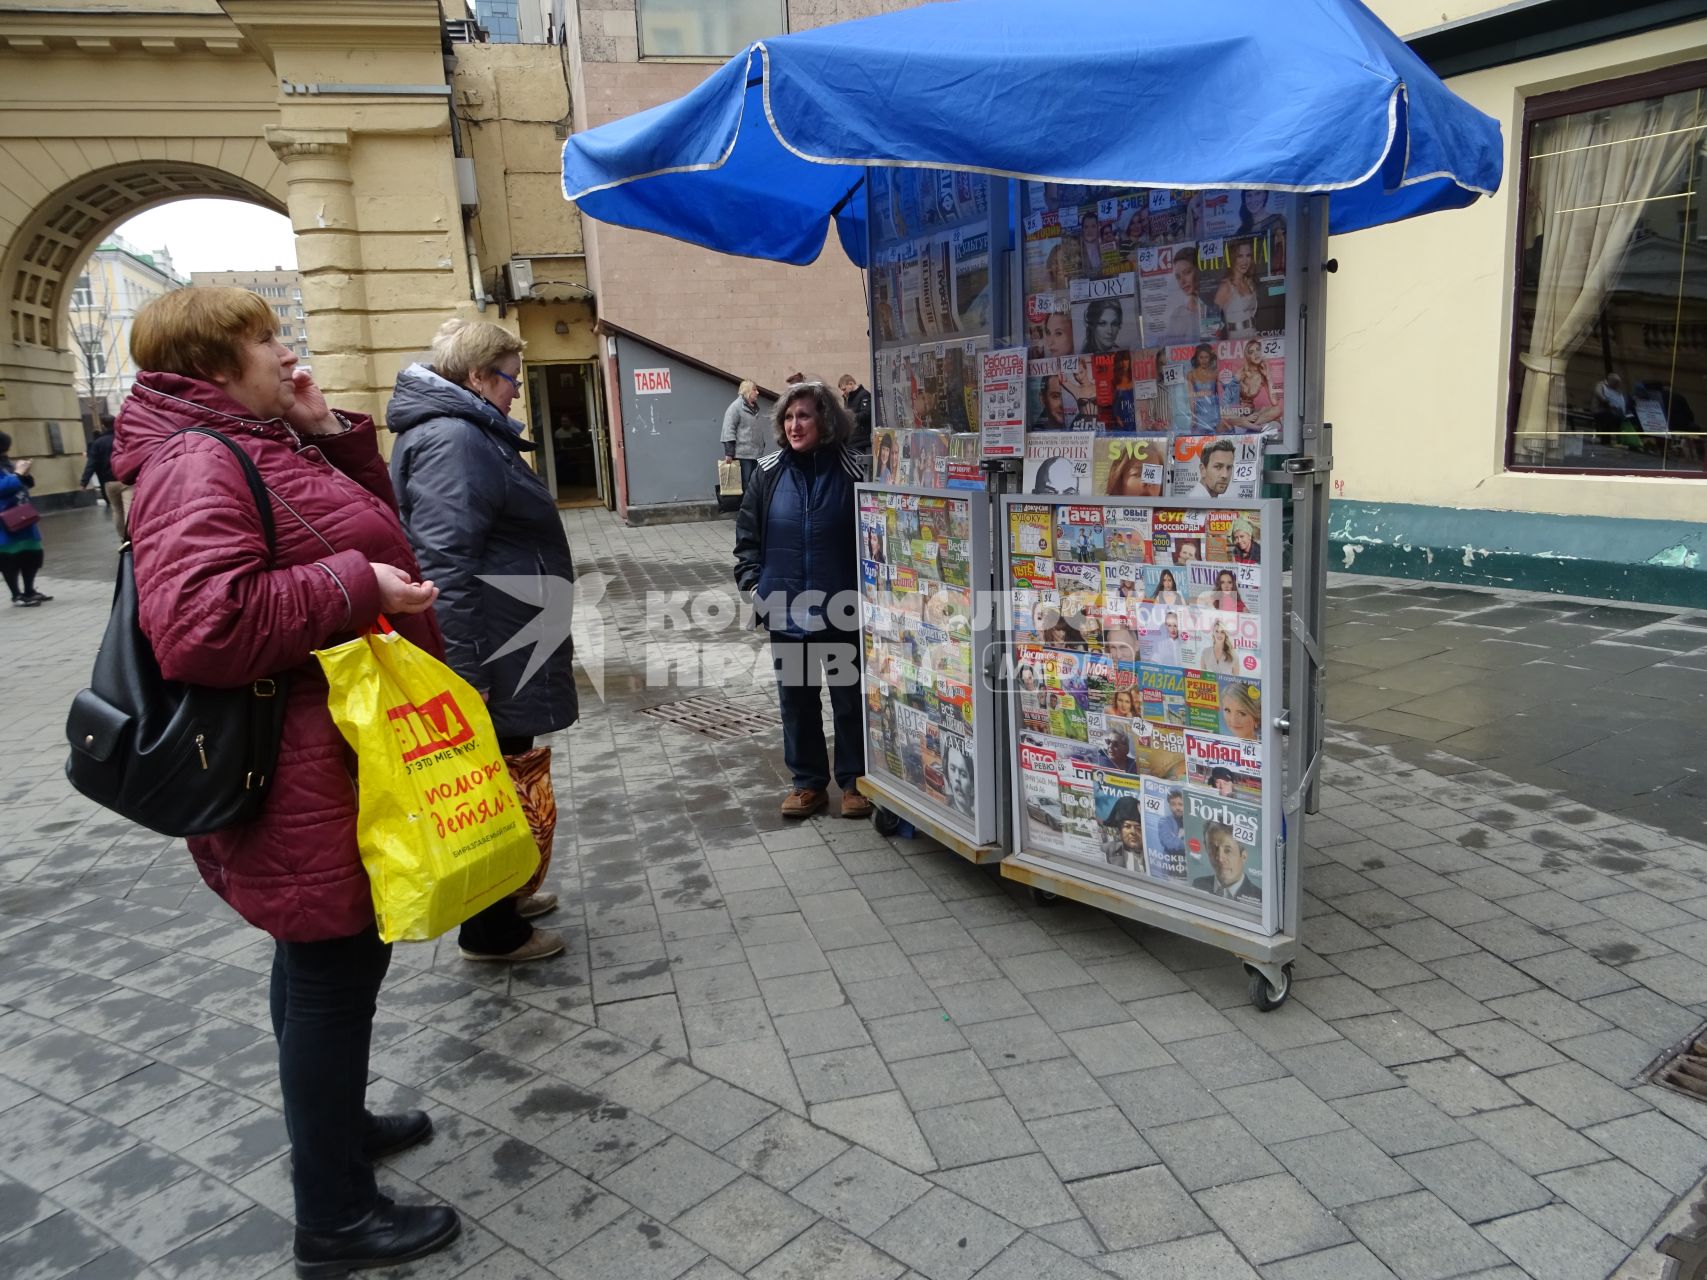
1330, 1090, 1472, 1158
1506, 1061, 1650, 1128
1272, 1041, 1402, 1102
792, 1147, 930, 1237
988, 1056, 1109, 1122
1195, 1172, 1352, 1266
1338, 1190, 1508, 1280
1099, 1063, 1224, 1129
889, 1050, 1001, 1112
1026, 1106, 1156, 1183
1459, 1106, 1610, 1178
1098, 1231, 1260, 1279
930, 1153, 1078, 1230
1142, 1113, 1283, 1192
1217, 1078, 1351, 1146
673, 1175, 819, 1273
747, 1219, 906, 1280
808, 1093, 936, 1174
1583, 1108, 1707, 1194
601, 1135, 741, 1223
1269, 1127, 1420, 1210
1394, 1140, 1552, 1224
1476, 1203, 1628, 1280
1391, 1057, 1521, 1119
1541, 1158, 1674, 1248
869, 1187, 1020, 1280
1068, 1165, 1211, 1252
977, 1232, 1127, 1280
915, 1097, 1037, 1168
1259, 1241, 1400, 1279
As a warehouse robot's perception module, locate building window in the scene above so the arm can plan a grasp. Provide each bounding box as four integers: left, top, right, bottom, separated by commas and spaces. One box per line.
279, 325, 294, 338
637, 0, 785, 58
1509, 64, 1707, 477
71, 274, 94, 308
81, 339, 107, 377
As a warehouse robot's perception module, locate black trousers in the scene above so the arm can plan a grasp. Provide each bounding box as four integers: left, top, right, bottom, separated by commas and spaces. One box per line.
0, 549, 42, 598
770, 627, 865, 792
457, 733, 535, 955
269, 924, 392, 1231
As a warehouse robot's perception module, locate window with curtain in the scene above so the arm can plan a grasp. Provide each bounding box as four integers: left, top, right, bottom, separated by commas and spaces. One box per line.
1509, 65, 1707, 477
637, 0, 785, 59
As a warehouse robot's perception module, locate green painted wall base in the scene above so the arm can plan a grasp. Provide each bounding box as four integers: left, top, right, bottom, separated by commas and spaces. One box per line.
1328, 500, 1707, 607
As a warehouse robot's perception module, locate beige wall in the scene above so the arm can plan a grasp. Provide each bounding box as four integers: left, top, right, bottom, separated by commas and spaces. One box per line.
1325, 11, 1707, 521
567, 0, 918, 392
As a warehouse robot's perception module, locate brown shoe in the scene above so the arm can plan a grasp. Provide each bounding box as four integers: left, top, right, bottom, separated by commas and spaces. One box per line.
841, 787, 874, 819
780, 788, 827, 819
515, 892, 558, 920
459, 928, 565, 963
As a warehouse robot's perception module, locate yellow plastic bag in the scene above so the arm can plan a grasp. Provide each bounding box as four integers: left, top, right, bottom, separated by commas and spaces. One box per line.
315, 628, 540, 943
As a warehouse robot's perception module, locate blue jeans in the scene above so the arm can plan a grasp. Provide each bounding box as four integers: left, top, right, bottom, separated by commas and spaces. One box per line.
770, 626, 865, 791
738, 456, 758, 490
269, 924, 391, 1230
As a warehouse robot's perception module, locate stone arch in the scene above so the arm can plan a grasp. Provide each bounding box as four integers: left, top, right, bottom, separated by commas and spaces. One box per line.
5, 155, 288, 351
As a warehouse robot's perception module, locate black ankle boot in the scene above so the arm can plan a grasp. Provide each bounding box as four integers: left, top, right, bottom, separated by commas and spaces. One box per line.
361, 1110, 432, 1161
293, 1203, 460, 1278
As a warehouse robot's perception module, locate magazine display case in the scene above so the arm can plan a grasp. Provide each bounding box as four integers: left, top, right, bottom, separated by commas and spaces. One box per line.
998, 495, 1300, 1000
856, 484, 1000, 855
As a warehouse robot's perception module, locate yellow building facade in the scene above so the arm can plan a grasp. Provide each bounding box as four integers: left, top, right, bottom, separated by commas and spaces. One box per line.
65, 235, 188, 420
1327, 0, 1707, 601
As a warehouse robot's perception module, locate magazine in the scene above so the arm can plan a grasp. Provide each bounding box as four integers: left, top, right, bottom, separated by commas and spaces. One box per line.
1094, 769, 1147, 873
1023, 431, 1094, 496
1183, 607, 1261, 678
899, 241, 925, 342
1129, 347, 1170, 431
1019, 741, 1067, 855
1070, 273, 1137, 356
1150, 508, 1209, 566
1132, 718, 1188, 780
1214, 335, 1285, 436
1217, 675, 1262, 743
1186, 559, 1260, 615
1139, 776, 1189, 883
1138, 243, 1214, 347
1167, 436, 1262, 502
1160, 341, 1237, 435
928, 234, 958, 337
1054, 504, 1106, 563
1058, 755, 1101, 860
1143, 190, 1191, 245
1094, 435, 1169, 498
1182, 787, 1262, 907
1023, 210, 1066, 297
1138, 663, 1187, 726
1205, 508, 1262, 565
1197, 190, 1243, 238
952, 226, 992, 334
1194, 237, 1231, 337
1026, 291, 1074, 361
1185, 730, 1262, 800
1104, 505, 1153, 561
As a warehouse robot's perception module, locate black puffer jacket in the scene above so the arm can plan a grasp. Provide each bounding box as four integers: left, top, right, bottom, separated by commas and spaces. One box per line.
386, 363, 578, 739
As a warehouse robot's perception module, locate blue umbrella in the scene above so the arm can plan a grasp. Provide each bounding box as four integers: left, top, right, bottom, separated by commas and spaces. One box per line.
561, 0, 1503, 267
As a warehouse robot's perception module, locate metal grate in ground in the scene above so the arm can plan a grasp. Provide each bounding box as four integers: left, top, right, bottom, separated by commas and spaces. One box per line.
638, 695, 780, 742
1649, 1023, 1707, 1104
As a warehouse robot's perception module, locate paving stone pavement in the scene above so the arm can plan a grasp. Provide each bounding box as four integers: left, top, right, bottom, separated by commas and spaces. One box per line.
4, 504, 1707, 1280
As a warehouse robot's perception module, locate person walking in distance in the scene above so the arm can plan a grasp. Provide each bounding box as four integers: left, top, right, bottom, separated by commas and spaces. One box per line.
721, 379, 767, 490
734, 380, 871, 820
0, 433, 49, 606
387, 318, 577, 965
82, 414, 128, 544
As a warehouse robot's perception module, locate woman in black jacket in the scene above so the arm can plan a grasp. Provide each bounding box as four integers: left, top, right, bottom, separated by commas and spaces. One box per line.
733, 381, 869, 821
387, 319, 578, 963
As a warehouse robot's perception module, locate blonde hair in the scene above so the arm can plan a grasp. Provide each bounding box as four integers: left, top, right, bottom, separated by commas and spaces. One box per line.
430, 318, 525, 386
131, 287, 275, 380
738, 379, 756, 398
772, 381, 855, 450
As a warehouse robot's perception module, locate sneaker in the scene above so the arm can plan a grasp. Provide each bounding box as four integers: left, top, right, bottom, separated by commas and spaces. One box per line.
10, 597, 36, 608
840, 787, 874, 819
22, 591, 50, 604
293, 1202, 460, 1278
459, 928, 565, 964
780, 788, 827, 819
515, 892, 558, 920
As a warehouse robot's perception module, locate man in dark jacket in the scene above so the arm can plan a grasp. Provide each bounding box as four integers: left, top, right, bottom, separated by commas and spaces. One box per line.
81, 414, 126, 543
838, 374, 873, 454
734, 382, 869, 820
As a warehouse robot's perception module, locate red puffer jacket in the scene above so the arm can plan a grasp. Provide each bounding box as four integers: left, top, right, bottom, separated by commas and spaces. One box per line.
112, 371, 445, 942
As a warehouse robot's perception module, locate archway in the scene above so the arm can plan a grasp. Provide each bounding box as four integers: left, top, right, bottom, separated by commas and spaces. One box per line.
0, 159, 288, 495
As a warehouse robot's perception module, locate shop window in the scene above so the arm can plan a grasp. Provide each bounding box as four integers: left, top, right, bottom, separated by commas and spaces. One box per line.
637, 0, 784, 59
1508, 64, 1707, 476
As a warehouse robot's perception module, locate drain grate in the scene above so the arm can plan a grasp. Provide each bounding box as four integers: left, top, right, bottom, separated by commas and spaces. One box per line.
1649, 1024, 1707, 1104
639, 695, 780, 742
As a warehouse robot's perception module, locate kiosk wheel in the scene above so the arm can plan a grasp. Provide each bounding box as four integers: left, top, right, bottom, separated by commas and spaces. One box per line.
1030, 887, 1061, 907
1247, 962, 1293, 1012
872, 807, 902, 837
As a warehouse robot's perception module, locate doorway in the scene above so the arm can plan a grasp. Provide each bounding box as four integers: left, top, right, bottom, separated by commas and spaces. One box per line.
527, 361, 609, 507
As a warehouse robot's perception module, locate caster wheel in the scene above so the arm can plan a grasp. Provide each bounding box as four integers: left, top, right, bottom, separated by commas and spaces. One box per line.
872, 807, 901, 837
1247, 962, 1293, 1012
1030, 887, 1061, 907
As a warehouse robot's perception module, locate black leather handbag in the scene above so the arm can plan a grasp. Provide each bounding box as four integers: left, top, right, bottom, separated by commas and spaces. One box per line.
65, 428, 289, 837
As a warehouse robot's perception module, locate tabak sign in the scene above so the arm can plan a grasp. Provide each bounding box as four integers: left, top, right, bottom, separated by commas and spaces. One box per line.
632, 367, 672, 395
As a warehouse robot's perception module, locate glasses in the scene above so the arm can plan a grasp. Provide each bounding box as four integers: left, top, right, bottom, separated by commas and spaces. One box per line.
492, 369, 520, 390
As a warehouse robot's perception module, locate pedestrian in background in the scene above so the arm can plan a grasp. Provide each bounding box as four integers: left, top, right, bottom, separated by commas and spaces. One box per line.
0, 433, 49, 606
82, 413, 128, 544
721, 379, 766, 490
733, 380, 871, 820
388, 318, 577, 964
838, 373, 873, 455
112, 286, 460, 1274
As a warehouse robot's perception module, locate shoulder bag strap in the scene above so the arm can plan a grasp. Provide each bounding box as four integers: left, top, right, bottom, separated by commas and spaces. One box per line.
167, 427, 276, 562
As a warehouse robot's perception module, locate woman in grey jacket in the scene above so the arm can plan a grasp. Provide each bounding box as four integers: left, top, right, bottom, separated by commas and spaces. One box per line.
387, 319, 579, 963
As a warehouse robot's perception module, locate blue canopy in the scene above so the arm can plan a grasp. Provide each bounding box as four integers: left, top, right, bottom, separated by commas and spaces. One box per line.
561, 0, 1503, 268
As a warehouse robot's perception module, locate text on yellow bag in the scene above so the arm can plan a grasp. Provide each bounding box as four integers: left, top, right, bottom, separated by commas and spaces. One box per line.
316, 628, 540, 942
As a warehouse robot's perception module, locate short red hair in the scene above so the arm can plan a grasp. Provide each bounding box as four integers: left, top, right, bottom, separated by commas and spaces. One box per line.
131, 287, 275, 381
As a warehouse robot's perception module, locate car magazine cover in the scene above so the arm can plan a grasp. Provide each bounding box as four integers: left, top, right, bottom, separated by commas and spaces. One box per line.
1020, 741, 1066, 855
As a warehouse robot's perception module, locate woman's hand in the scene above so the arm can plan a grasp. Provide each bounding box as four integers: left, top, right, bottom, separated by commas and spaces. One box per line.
286, 368, 343, 436
13, 459, 30, 477
371, 562, 439, 615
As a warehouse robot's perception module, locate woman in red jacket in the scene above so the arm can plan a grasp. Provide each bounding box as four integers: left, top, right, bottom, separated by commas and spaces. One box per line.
112, 288, 460, 1277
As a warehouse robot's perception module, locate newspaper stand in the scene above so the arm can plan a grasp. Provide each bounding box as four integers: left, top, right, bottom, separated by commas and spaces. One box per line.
857, 173, 1332, 1010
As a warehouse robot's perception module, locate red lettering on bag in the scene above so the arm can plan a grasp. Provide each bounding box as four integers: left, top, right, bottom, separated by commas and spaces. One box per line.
387, 691, 476, 763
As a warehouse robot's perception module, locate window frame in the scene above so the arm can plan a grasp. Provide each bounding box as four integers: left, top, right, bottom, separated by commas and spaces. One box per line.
1504, 58, 1707, 479
635, 0, 787, 62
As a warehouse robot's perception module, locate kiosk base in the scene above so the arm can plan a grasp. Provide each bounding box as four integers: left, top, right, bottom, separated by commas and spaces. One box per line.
858, 775, 1004, 866
999, 854, 1297, 1011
